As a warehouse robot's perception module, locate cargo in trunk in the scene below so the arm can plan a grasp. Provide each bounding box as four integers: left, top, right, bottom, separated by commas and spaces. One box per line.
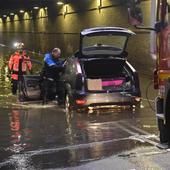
83, 58, 132, 91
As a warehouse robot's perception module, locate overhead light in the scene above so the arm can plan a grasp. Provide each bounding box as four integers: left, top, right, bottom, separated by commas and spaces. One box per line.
10, 13, 15, 16
0, 44, 5, 47
20, 10, 25, 13
57, 1, 64, 5
33, 6, 39, 9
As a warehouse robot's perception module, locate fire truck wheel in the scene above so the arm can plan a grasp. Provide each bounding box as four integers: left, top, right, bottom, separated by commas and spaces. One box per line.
158, 118, 168, 143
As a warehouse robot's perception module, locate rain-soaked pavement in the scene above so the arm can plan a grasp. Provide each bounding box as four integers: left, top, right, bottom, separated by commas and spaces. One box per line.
1, 74, 170, 170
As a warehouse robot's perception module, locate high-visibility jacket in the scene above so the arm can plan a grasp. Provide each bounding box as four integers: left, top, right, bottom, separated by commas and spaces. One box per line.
8, 51, 32, 80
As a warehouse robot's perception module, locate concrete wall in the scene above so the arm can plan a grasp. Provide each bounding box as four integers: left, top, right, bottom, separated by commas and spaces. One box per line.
0, 0, 153, 74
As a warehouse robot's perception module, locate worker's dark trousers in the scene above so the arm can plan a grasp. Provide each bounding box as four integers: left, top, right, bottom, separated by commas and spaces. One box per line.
46, 80, 64, 101
40, 79, 64, 103
11, 79, 18, 95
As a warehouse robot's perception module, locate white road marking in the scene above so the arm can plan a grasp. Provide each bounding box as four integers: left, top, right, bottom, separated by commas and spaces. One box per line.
27, 137, 133, 156
115, 122, 159, 146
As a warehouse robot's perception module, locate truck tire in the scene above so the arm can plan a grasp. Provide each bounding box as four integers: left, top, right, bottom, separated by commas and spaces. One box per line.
156, 97, 168, 143
157, 118, 168, 143
165, 90, 170, 145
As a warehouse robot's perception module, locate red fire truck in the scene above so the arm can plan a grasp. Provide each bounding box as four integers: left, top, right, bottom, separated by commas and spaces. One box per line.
128, 0, 170, 145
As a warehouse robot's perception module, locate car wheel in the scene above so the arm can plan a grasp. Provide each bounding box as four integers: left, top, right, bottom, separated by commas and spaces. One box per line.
65, 94, 72, 113
157, 118, 168, 143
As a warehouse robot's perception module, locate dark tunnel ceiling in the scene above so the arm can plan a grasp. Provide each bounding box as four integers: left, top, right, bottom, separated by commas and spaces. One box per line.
0, 0, 70, 10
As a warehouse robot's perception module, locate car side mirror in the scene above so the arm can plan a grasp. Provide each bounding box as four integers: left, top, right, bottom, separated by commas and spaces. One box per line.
126, 0, 157, 31
126, 0, 143, 26
128, 6, 143, 26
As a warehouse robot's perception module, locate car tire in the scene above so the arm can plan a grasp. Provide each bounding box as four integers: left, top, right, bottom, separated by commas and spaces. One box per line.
65, 94, 72, 113
157, 118, 168, 143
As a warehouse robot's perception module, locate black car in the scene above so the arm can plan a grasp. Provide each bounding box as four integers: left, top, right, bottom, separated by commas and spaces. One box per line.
20, 27, 141, 111
62, 27, 141, 112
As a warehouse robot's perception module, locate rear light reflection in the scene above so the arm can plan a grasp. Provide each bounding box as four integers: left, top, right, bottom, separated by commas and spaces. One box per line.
134, 97, 141, 102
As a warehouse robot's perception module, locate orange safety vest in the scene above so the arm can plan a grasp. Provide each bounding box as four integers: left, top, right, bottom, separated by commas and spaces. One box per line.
8, 51, 32, 80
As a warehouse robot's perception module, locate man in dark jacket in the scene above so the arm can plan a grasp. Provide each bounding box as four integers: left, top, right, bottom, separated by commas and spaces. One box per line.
40, 48, 65, 104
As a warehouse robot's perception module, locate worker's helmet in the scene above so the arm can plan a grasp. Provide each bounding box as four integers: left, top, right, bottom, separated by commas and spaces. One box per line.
14, 42, 24, 49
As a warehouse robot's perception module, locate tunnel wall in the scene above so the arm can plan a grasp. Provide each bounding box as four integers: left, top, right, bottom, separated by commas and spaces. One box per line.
0, 0, 153, 75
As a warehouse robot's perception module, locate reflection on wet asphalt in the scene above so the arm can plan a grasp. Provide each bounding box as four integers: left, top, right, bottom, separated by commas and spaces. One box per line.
0, 74, 160, 169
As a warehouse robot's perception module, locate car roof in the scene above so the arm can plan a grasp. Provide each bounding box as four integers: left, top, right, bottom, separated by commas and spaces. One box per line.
81, 27, 135, 36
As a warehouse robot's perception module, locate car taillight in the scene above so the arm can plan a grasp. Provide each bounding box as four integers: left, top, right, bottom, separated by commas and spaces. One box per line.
76, 99, 86, 105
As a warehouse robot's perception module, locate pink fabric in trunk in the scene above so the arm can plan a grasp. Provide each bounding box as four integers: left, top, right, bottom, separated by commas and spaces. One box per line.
102, 79, 124, 87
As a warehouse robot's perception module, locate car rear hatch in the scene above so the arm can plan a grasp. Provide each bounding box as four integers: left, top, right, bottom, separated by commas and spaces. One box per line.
79, 27, 135, 57
82, 58, 133, 92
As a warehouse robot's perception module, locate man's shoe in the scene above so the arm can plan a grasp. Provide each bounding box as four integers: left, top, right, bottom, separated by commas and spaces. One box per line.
157, 143, 169, 149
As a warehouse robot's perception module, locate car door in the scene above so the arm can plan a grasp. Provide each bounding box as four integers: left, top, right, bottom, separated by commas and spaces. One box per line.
22, 74, 41, 100
20, 59, 42, 101
62, 57, 77, 95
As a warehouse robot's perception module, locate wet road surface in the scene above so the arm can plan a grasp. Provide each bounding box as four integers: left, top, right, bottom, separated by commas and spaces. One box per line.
0, 74, 168, 170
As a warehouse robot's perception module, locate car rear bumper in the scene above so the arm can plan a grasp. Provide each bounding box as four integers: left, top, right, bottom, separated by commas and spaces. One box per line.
74, 92, 140, 108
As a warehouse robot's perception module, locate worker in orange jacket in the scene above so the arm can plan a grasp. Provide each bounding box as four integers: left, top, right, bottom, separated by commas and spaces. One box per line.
8, 49, 32, 95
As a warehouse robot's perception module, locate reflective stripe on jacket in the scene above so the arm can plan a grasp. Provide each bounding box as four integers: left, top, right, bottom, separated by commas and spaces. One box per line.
44, 53, 64, 67
42, 53, 64, 80
11, 74, 18, 80
8, 51, 32, 72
